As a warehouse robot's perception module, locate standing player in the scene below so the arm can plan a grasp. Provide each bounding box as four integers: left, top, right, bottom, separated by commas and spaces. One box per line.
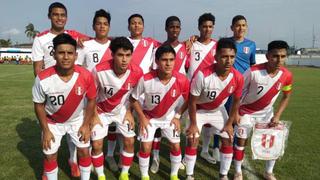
130, 45, 189, 180
90, 37, 143, 180
233, 40, 292, 180
186, 13, 218, 164
32, 33, 95, 180
31, 3, 88, 177
149, 16, 189, 173
185, 38, 244, 180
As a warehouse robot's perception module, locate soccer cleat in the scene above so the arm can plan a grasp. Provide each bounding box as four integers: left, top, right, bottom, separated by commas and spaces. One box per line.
186, 175, 195, 180
220, 175, 229, 180
212, 148, 220, 162
170, 175, 180, 180
106, 156, 119, 172
200, 151, 216, 164
119, 172, 129, 180
142, 175, 150, 180
263, 172, 277, 180
150, 158, 160, 173
68, 160, 80, 177
98, 175, 106, 180
179, 160, 185, 170
233, 172, 243, 180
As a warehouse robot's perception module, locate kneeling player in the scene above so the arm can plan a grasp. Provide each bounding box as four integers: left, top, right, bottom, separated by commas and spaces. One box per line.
90, 37, 143, 180
185, 38, 244, 180
32, 33, 96, 180
233, 40, 293, 180
130, 45, 189, 180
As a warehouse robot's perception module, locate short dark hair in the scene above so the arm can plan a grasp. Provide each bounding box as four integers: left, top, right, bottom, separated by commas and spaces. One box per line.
93, 9, 111, 26
216, 38, 237, 54
198, 13, 215, 27
268, 40, 289, 52
155, 45, 176, 60
165, 16, 181, 28
128, 14, 144, 25
48, 2, 67, 17
231, 15, 247, 26
110, 37, 133, 54
53, 33, 77, 50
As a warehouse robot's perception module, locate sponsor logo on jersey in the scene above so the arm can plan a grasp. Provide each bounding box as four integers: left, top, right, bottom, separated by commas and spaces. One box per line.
261, 134, 275, 148
75, 86, 84, 96
243, 47, 250, 54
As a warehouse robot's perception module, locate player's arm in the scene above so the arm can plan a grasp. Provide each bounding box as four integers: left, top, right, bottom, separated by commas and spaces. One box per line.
124, 104, 135, 131
250, 42, 256, 66
223, 95, 240, 142
33, 61, 44, 77
31, 37, 45, 76
270, 92, 291, 127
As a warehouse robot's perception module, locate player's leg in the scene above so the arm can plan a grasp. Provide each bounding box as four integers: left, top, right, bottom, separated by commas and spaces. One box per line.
66, 134, 80, 177
150, 128, 161, 173
212, 134, 220, 162
105, 124, 119, 172
219, 133, 234, 180
200, 124, 216, 164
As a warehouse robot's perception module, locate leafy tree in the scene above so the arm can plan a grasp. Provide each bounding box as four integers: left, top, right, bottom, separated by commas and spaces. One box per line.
25, 23, 39, 41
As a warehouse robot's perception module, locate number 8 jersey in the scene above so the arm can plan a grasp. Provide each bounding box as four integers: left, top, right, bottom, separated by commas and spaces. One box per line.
32, 65, 96, 123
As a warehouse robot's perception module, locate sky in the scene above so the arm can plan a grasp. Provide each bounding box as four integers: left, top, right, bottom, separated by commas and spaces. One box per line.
0, 0, 319, 49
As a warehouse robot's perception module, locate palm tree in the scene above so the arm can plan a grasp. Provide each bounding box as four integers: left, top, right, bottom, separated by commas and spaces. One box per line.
0, 39, 12, 47
25, 23, 39, 41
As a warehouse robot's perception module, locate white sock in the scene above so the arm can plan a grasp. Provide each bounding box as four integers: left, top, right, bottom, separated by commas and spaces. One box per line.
234, 160, 243, 173
79, 165, 91, 180
201, 127, 212, 153
265, 160, 276, 174
139, 152, 150, 177
121, 151, 134, 173
219, 147, 233, 175
91, 153, 104, 177
45, 167, 58, 180
170, 151, 182, 176
67, 135, 77, 163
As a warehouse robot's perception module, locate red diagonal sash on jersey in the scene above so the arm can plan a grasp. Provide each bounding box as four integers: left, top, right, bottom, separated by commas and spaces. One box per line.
47, 76, 84, 123
131, 39, 152, 66
97, 72, 133, 113
192, 43, 216, 79
174, 44, 186, 72
144, 81, 180, 119
239, 72, 286, 116
99, 43, 112, 64
197, 78, 235, 110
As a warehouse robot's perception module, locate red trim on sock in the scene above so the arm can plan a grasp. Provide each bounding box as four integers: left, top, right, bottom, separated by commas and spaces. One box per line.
121, 154, 134, 166
152, 141, 160, 150
185, 146, 197, 156
79, 156, 92, 167
139, 151, 150, 158
170, 149, 181, 156
107, 133, 117, 141
92, 154, 104, 167
220, 146, 233, 154
234, 147, 244, 161
43, 159, 58, 172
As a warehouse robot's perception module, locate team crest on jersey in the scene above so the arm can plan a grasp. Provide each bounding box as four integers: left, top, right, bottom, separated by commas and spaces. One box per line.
261, 134, 275, 148
243, 47, 250, 54
75, 86, 84, 96
276, 82, 282, 90
171, 89, 176, 97
228, 86, 234, 93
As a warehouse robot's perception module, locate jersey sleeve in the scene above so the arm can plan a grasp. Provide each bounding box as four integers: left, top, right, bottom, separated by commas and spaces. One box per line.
31, 37, 44, 62
234, 74, 244, 98
190, 71, 204, 96
32, 76, 46, 103
75, 47, 85, 65
250, 42, 256, 65
85, 73, 97, 100
241, 69, 252, 97
131, 77, 144, 100
282, 71, 293, 94
182, 78, 190, 100
151, 48, 157, 70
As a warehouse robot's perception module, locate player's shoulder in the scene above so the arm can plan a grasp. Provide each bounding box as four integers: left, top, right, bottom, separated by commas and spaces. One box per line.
75, 65, 92, 75
143, 70, 157, 81
250, 63, 266, 72
173, 71, 189, 84
95, 60, 112, 72
280, 66, 293, 78
129, 63, 143, 74
36, 30, 50, 38
38, 66, 56, 80
243, 38, 256, 45
231, 67, 244, 81
200, 64, 215, 77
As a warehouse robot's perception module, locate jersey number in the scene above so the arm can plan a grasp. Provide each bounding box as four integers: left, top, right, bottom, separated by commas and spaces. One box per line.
151, 95, 160, 104
207, 91, 216, 100
104, 87, 114, 96
92, 53, 99, 63
49, 95, 65, 105
48, 46, 54, 56
257, 86, 264, 95
195, 52, 201, 61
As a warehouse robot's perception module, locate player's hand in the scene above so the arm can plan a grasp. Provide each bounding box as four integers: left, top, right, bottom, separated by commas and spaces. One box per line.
222, 123, 234, 143
186, 124, 199, 143
235, 113, 241, 125
78, 124, 91, 143
139, 116, 151, 138
77, 37, 90, 48
90, 113, 103, 129
123, 110, 135, 131
42, 129, 55, 151
186, 35, 199, 52
170, 117, 181, 133
269, 116, 280, 127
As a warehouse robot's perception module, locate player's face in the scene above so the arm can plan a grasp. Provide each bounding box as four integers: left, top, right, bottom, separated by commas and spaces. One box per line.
198, 21, 214, 39
266, 48, 287, 70
231, 19, 247, 39
93, 17, 110, 39
54, 44, 77, 70
166, 21, 181, 40
128, 17, 144, 37
113, 48, 132, 72
156, 52, 175, 75
215, 48, 236, 71
49, 8, 67, 31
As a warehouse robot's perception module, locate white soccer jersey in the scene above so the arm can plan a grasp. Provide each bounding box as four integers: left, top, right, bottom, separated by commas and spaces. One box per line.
93, 60, 143, 117
151, 42, 188, 74
186, 39, 217, 80
190, 65, 244, 114
131, 70, 189, 121
128, 37, 160, 74
239, 63, 293, 116
32, 29, 87, 69
77, 39, 112, 71
32, 65, 96, 123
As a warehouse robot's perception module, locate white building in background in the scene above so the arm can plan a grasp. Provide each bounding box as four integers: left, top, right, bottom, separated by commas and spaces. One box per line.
0, 47, 32, 61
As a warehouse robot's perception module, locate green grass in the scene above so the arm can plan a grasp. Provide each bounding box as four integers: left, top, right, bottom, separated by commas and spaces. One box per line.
0, 64, 319, 179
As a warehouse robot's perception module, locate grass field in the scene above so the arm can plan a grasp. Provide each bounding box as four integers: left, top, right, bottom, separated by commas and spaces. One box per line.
0, 64, 319, 180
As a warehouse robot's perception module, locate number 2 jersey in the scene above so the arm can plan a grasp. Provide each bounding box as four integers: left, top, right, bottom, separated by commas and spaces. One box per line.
239, 63, 293, 116
32, 65, 96, 123
131, 70, 190, 121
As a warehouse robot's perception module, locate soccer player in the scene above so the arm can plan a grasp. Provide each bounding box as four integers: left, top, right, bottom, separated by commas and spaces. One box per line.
186, 12, 218, 164
130, 45, 189, 180
185, 38, 244, 180
149, 15, 189, 174
32, 4, 88, 176
233, 40, 293, 180
90, 37, 143, 180
32, 33, 96, 180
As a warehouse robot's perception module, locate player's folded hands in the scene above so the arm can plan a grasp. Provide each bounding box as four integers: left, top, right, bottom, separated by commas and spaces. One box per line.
186, 124, 199, 141
124, 110, 135, 130
42, 129, 55, 151
222, 123, 234, 143
170, 118, 181, 132
139, 116, 151, 137
78, 124, 90, 143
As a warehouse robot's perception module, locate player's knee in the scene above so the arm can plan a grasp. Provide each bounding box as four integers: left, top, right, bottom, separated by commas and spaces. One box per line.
123, 137, 135, 151
187, 137, 199, 147
44, 153, 57, 161
77, 147, 90, 157
221, 137, 232, 147
236, 138, 247, 147
170, 143, 180, 152
140, 142, 152, 153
